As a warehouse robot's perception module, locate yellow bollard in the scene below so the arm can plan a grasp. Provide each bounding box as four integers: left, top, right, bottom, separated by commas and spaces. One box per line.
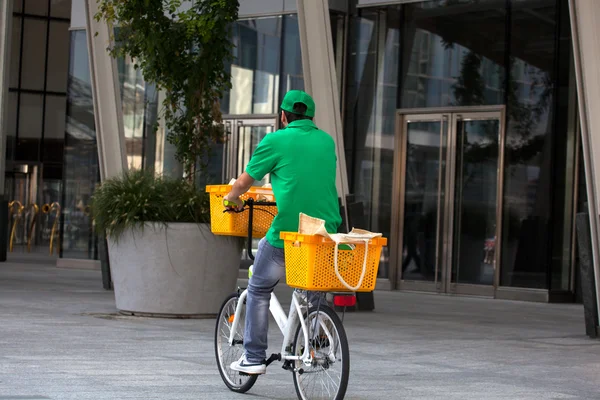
49, 202, 61, 255
8, 201, 24, 253
25, 203, 39, 253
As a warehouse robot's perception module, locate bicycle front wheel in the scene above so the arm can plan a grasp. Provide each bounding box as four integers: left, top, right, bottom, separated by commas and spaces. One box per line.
292, 305, 350, 400
214, 293, 258, 393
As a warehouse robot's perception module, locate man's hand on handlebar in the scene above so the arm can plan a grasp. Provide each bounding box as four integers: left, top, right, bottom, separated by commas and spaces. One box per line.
223, 194, 244, 212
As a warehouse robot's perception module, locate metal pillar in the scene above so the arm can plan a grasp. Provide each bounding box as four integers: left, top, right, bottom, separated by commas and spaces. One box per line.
296, 0, 350, 232
84, 0, 127, 181
84, 0, 127, 288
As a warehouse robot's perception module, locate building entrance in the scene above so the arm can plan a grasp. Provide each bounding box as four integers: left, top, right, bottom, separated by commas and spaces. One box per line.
396, 107, 505, 296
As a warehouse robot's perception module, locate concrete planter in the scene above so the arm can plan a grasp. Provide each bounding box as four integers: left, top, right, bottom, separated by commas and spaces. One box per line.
108, 223, 242, 317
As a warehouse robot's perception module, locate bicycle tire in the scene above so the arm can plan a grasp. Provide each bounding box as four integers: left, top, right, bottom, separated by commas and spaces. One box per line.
214, 293, 258, 393
292, 305, 350, 400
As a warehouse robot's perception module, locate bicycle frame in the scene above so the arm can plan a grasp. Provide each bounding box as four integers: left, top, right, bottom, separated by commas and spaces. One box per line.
226, 198, 335, 365
228, 289, 334, 364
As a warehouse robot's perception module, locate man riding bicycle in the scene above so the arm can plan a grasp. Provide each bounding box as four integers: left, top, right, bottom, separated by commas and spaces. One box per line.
223, 90, 342, 375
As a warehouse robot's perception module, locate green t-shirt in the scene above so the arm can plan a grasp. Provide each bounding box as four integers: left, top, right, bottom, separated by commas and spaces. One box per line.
246, 119, 342, 248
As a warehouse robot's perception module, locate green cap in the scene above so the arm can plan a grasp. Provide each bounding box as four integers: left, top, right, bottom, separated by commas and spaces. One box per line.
280, 90, 315, 118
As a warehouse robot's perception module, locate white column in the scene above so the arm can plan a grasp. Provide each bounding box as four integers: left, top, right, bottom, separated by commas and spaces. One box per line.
85, 0, 127, 180
569, 0, 600, 317
0, 0, 13, 194
296, 0, 350, 229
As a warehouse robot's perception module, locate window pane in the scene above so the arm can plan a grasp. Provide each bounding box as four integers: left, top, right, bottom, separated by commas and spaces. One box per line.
18, 93, 43, 139
500, 0, 557, 289
344, 9, 401, 279
7, 92, 18, 137
62, 30, 99, 260
25, 0, 49, 16
44, 95, 67, 140
400, 0, 505, 108
6, 92, 18, 160
545, 6, 576, 292
280, 15, 304, 99
46, 21, 70, 93
21, 18, 48, 91
15, 93, 44, 161
330, 12, 345, 102
224, 16, 282, 115
51, 0, 71, 18
13, 0, 23, 13
117, 55, 159, 170
9, 16, 21, 88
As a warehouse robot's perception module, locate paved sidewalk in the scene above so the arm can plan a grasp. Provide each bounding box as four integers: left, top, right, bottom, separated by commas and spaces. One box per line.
1, 260, 599, 399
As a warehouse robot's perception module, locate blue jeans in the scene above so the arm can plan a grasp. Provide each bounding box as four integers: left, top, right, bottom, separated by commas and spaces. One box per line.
244, 238, 286, 363
244, 238, 327, 363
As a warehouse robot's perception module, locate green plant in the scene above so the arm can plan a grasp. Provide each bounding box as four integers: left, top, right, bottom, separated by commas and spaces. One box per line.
95, 0, 239, 181
92, 169, 209, 241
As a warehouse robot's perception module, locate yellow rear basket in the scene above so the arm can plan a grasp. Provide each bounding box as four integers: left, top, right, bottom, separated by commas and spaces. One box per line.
206, 185, 277, 238
281, 232, 387, 292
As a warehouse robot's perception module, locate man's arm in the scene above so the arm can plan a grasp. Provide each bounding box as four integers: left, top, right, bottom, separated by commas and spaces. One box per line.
224, 134, 276, 209
223, 172, 255, 208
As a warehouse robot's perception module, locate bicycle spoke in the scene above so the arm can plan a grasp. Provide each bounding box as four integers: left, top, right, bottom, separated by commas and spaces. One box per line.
215, 295, 256, 392
294, 306, 348, 400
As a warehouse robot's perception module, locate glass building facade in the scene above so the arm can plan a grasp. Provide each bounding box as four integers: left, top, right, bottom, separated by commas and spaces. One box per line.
343, 0, 579, 298
1, 0, 587, 302
5, 0, 70, 253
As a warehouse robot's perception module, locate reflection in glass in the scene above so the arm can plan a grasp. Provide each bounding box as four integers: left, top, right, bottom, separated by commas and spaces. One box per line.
236, 125, 272, 186
222, 14, 307, 117
344, 9, 400, 278
224, 17, 282, 115
330, 12, 345, 101
401, 1, 505, 108
550, 5, 577, 292
117, 56, 159, 170
280, 15, 304, 99
402, 120, 445, 283
501, 1, 557, 289
452, 119, 499, 286
61, 30, 99, 260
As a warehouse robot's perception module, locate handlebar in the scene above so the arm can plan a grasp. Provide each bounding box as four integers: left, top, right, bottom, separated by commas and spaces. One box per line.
223, 199, 246, 213
223, 197, 277, 261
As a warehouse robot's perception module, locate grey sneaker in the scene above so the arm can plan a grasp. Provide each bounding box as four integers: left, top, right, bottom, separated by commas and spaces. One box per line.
230, 355, 266, 375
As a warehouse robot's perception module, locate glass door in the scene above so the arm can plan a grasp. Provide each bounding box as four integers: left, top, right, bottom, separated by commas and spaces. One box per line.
222, 117, 278, 184
398, 114, 449, 291
396, 108, 504, 296
448, 112, 502, 296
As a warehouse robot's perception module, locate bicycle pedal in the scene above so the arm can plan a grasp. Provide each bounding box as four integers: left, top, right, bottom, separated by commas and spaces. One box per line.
265, 353, 281, 366
282, 360, 294, 372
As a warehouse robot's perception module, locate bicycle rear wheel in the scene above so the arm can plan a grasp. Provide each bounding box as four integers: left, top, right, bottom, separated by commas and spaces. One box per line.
214, 293, 258, 393
292, 305, 350, 400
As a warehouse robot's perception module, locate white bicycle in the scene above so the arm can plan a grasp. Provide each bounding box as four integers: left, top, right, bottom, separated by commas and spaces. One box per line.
214, 285, 352, 400
214, 199, 352, 400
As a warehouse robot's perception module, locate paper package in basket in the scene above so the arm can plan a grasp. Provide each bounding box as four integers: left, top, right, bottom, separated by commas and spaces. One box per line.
296, 213, 382, 291
227, 179, 274, 202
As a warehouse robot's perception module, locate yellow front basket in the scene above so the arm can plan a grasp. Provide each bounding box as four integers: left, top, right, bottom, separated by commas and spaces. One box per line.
281, 232, 387, 292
